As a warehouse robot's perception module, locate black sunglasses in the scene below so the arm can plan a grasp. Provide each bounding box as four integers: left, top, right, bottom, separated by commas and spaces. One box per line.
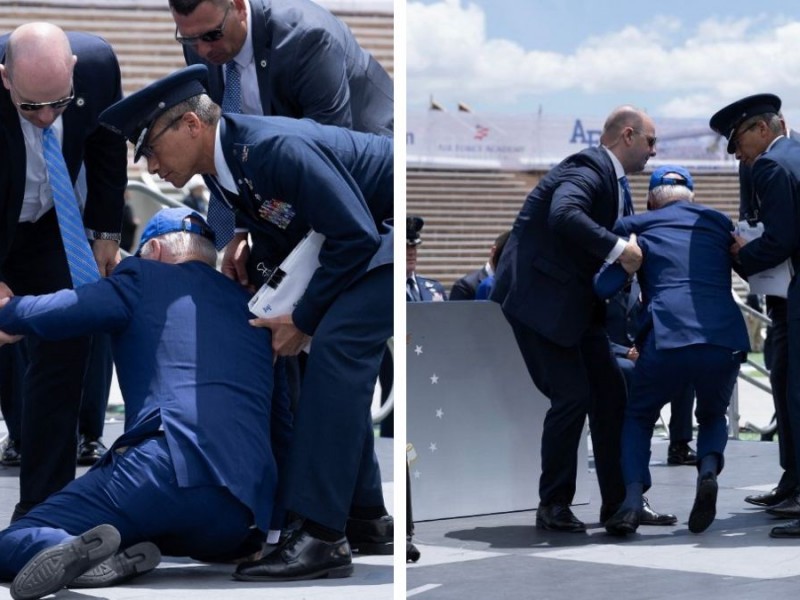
633, 129, 657, 148
139, 114, 185, 159
13, 86, 75, 112
174, 3, 232, 46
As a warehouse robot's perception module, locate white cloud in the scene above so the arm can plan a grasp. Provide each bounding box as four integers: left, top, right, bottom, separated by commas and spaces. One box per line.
408, 0, 800, 119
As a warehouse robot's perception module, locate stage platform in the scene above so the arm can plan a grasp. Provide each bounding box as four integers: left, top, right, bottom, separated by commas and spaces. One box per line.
0, 420, 394, 600
408, 437, 800, 600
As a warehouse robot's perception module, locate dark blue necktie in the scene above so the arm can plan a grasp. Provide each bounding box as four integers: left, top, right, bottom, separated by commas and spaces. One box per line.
620, 175, 634, 216
207, 61, 242, 249
42, 127, 100, 287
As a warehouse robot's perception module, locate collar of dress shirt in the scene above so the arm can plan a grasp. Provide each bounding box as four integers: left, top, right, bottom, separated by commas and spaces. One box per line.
213, 121, 238, 193
601, 145, 626, 181
765, 134, 785, 154
229, 0, 254, 72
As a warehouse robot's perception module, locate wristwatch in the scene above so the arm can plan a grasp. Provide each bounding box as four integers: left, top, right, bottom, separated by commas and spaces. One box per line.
85, 229, 122, 242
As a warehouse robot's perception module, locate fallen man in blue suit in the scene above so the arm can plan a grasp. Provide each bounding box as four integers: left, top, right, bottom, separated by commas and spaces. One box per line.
595, 166, 749, 536
0, 207, 291, 600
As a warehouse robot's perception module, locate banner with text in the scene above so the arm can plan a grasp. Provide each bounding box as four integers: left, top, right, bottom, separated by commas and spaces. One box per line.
407, 112, 739, 172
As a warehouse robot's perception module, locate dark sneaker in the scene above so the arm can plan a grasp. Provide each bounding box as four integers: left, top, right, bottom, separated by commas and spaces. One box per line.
70, 541, 160, 588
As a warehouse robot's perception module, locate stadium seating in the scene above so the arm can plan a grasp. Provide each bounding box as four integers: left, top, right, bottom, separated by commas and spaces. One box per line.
408, 167, 743, 292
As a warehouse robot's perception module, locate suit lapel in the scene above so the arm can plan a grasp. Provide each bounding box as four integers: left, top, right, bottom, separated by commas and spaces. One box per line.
0, 85, 27, 231
250, 0, 273, 115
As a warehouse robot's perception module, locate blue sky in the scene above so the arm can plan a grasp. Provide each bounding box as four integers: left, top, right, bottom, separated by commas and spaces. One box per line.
407, 0, 800, 123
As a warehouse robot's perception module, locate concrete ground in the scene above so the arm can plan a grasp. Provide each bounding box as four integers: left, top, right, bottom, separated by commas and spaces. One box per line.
0, 418, 394, 600
408, 379, 796, 600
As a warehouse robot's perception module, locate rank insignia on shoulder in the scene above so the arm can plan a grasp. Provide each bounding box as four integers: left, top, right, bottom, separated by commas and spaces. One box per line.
258, 198, 296, 229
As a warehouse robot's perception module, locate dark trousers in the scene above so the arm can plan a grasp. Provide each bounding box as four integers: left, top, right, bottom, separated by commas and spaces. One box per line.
78, 333, 113, 439
0, 343, 26, 442
505, 313, 627, 507
280, 265, 392, 531
765, 297, 796, 489
4, 210, 91, 514
617, 355, 694, 444
0, 436, 254, 580
621, 338, 741, 489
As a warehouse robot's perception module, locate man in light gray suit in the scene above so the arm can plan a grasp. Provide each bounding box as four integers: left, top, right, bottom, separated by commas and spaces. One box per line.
169, 0, 393, 136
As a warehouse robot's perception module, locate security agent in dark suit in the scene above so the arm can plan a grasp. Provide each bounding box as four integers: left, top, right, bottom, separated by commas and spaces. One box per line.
491, 105, 662, 532
406, 216, 447, 302
597, 166, 749, 535
715, 94, 800, 538
736, 111, 798, 509
0, 207, 291, 599
0, 24, 127, 519
170, 0, 393, 136
450, 230, 509, 301
98, 64, 393, 580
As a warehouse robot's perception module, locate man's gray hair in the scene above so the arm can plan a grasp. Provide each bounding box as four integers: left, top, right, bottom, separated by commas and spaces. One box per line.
648, 178, 695, 208
140, 230, 217, 266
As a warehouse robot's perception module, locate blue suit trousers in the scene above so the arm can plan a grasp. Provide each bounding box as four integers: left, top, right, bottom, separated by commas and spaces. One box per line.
0, 437, 254, 580
621, 337, 740, 489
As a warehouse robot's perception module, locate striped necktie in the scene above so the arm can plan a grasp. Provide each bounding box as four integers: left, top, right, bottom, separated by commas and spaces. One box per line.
42, 127, 100, 287
207, 61, 242, 249
620, 175, 635, 216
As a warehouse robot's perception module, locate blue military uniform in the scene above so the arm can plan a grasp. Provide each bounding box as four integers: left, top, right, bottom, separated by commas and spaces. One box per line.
406, 216, 447, 302
710, 95, 800, 531
98, 66, 393, 546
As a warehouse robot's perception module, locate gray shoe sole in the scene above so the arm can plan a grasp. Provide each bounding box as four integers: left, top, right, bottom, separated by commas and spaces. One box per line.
70, 541, 161, 588
11, 523, 121, 600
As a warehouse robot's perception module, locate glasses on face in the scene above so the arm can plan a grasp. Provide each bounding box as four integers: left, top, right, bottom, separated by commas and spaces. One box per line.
175, 3, 232, 46
10, 82, 74, 112
731, 122, 759, 151
633, 129, 657, 148
139, 114, 184, 159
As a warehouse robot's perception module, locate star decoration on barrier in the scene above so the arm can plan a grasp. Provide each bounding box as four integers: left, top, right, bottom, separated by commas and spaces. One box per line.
429, 442, 438, 452
430, 374, 439, 384
436, 408, 444, 419
413, 470, 421, 479
415, 345, 423, 355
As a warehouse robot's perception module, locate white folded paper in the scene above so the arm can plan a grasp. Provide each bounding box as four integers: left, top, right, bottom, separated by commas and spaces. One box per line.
736, 220, 793, 298
248, 230, 325, 318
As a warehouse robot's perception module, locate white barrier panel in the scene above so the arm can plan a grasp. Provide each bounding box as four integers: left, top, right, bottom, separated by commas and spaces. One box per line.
407, 301, 590, 521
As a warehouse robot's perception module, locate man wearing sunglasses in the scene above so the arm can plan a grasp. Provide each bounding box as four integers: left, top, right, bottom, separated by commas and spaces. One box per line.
99, 64, 392, 582
0, 23, 127, 520
169, 0, 392, 136
713, 94, 800, 539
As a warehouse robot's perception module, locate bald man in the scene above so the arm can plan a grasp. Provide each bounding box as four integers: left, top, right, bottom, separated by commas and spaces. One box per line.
0, 23, 127, 519
492, 106, 661, 533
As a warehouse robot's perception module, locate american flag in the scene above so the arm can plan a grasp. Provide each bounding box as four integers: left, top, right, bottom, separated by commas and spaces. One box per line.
474, 125, 490, 140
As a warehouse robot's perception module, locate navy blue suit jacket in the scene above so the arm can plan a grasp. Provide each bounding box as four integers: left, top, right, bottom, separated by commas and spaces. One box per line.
0, 32, 127, 275
612, 201, 749, 352
738, 137, 800, 321
217, 114, 393, 334
185, 0, 393, 135
0, 257, 288, 531
491, 146, 621, 346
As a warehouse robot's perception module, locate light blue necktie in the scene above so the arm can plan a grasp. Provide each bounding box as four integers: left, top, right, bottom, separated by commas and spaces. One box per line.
620, 175, 635, 216
42, 127, 100, 287
207, 61, 242, 249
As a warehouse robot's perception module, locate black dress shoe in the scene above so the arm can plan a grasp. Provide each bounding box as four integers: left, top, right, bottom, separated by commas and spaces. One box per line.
688, 473, 718, 533
605, 507, 640, 536
70, 541, 161, 588
233, 529, 353, 582
406, 537, 421, 563
11, 524, 121, 600
770, 518, 800, 538
766, 493, 800, 518
1, 438, 21, 467
640, 497, 678, 526
667, 441, 698, 466
77, 435, 107, 467
346, 515, 393, 555
744, 486, 794, 507
536, 503, 586, 533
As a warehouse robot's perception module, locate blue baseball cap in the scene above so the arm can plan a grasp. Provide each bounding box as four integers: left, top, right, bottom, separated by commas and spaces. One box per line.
135, 207, 216, 256
99, 64, 210, 161
649, 165, 694, 191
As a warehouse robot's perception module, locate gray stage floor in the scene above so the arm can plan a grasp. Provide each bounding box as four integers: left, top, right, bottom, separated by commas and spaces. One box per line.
408, 437, 800, 600
0, 420, 394, 600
